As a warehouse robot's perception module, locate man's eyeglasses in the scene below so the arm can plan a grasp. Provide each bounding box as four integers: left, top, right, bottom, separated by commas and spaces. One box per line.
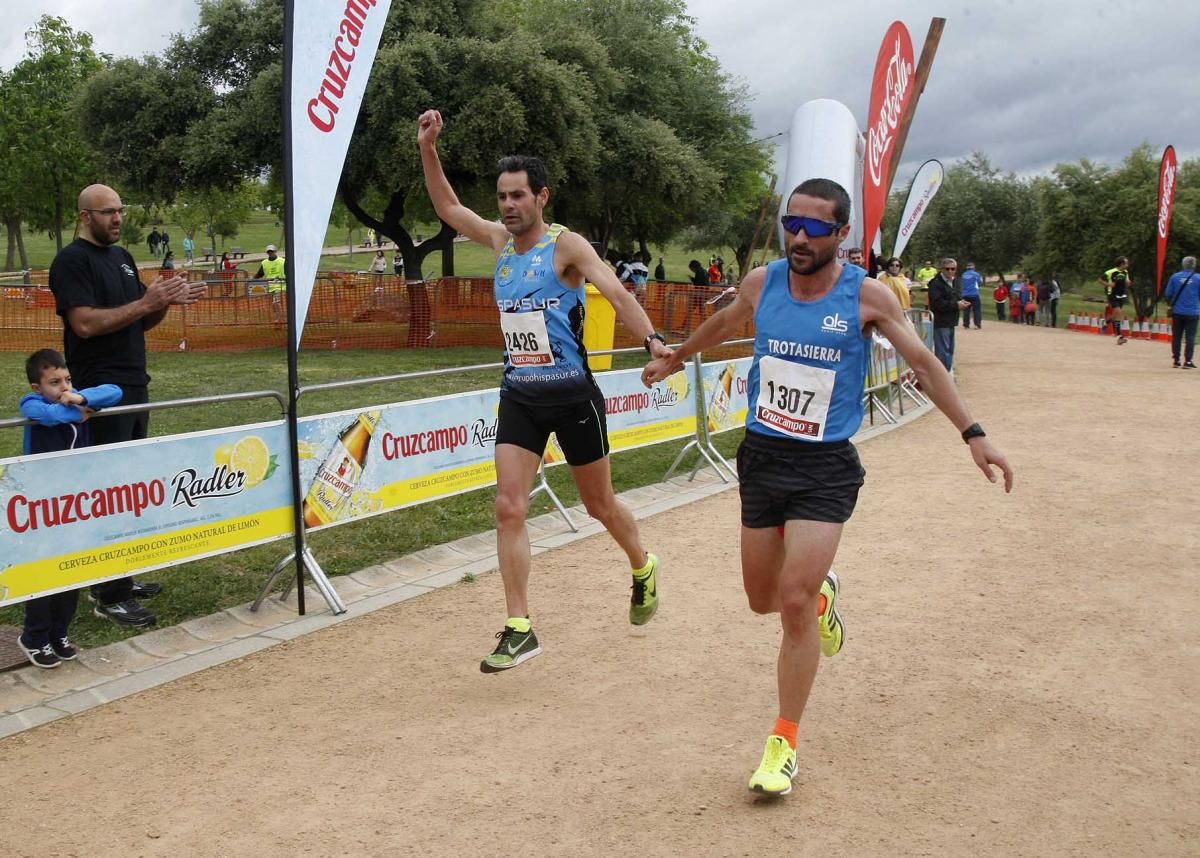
942, 266, 957, 272
84, 207, 126, 217
780, 215, 842, 237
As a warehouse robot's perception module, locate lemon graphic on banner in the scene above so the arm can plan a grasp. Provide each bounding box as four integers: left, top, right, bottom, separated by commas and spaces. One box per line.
213, 443, 233, 467
231, 435, 273, 488
666, 371, 689, 400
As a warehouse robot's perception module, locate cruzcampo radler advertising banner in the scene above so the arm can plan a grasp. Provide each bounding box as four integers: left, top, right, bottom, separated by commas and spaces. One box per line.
0, 423, 293, 607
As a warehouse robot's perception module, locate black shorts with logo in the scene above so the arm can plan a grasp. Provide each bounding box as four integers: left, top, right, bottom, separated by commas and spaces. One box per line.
496, 387, 610, 466
736, 430, 865, 527
1108, 294, 1127, 309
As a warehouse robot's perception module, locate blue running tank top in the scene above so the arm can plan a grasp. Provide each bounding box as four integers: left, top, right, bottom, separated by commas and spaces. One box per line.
745, 258, 869, 443
494, 224, 595, 404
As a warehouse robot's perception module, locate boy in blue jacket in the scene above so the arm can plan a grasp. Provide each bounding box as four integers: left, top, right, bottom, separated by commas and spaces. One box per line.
16, 348, 121, 668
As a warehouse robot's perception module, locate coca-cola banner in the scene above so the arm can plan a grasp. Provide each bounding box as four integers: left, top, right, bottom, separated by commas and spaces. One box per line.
0, 422, 294, 606
1156, 145, 1177, 295
296, 367, 699, 532
891, 159, 944, 260
862, 20, 916, 256
288, 0, 392, 348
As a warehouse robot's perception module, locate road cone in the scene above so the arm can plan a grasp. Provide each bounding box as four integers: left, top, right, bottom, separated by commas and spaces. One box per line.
1067, 312, 1077, 332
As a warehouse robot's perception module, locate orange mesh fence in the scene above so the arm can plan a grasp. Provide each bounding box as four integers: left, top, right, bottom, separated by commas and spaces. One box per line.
0, 275, 754, 354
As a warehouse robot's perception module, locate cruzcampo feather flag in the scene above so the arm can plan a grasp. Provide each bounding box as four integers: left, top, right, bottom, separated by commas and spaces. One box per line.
285, 0, 392, 348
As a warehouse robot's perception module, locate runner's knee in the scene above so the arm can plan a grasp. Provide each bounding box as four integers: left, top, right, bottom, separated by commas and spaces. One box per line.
494, 489, 530, 530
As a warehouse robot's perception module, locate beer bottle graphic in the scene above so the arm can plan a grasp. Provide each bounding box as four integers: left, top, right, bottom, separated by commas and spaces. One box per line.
303, 410, 381, 527
706, 364, 734, 433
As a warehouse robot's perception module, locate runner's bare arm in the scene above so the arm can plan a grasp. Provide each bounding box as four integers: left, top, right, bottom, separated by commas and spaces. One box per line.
863, 278, 1014, 492
556, 232, 671, 360
417, 110, 508, 254
641, 267, 764, 386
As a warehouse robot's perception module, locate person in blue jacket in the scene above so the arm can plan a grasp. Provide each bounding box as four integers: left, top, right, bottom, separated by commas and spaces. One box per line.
1164, 256, 1199, 368
959, 261, 984, 329
15, 348, 122, 668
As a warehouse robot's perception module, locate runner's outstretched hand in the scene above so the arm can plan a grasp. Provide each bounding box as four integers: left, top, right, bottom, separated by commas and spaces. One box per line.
968, 437, 1014, 493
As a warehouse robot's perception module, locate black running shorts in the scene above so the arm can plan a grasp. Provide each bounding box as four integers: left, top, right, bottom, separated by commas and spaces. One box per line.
736, 430, 865, 527
1108, 294, 1127, 309
496, 388, 610, 466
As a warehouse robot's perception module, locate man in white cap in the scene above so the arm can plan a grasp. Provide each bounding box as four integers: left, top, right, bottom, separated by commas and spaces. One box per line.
255, 244, 286, 323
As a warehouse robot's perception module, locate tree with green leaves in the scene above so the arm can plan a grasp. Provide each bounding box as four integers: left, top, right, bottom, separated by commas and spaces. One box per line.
3, 16, 104, 255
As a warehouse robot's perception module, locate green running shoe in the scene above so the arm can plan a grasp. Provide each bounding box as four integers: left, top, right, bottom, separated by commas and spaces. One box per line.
480, 624, 541, 673
748, 735, 798, 796
818, 571, 843, 657
629, 553, 660, 625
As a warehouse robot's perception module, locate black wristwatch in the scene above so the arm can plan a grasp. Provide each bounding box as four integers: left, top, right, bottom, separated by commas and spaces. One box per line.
643, 332, 666, 353
961, 422, 986, 443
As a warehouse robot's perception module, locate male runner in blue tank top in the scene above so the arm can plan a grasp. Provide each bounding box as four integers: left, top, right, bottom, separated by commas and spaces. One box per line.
418, 109, 672, 673
643, 178, 1014, 797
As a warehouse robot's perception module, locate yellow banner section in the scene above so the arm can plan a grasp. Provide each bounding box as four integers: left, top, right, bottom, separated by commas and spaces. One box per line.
376, 459, 499, 510
609, 416, 698, 452
0, 507, 293, 602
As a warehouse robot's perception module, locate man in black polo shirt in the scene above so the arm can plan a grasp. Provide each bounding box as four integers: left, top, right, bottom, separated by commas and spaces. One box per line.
49, 183, 205, 628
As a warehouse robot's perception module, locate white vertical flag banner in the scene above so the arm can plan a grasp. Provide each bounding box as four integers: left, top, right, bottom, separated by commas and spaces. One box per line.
288, 0, 392, 349
891, 158, 943, 260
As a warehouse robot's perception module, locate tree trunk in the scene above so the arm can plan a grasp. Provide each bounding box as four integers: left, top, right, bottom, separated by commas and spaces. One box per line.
5, 217, 16, 272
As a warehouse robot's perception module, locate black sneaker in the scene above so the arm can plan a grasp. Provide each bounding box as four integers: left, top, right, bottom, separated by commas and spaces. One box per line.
131, 579, 162, 598
93, 599, 157, 628
1185, 362, 1197, 369
17, 633, 60, 669
1174, 361, 1181, 368
51, 637, 78, 661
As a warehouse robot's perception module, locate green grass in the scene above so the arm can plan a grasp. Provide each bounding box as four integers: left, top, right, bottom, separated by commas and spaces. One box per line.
0, 346, 743, 649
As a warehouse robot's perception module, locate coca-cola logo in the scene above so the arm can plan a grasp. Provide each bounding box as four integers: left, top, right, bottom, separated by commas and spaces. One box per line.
1158, 162, 1176, 239
866, 34, 914, 188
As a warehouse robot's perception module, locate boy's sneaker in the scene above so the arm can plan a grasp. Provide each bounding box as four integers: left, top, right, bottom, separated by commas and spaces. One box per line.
748, 735, 797, 796
93, 599, 157, 629
51, 637, 78, 661
818, 571, 844, 657
480, 625, 541, 673
131, 579, 162, 598
1185, 362, 1197, 369
17, 634, 60, 669
629, 553, 660, 625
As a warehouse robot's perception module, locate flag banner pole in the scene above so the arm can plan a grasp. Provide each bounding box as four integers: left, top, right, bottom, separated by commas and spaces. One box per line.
1156, 145, 1177, 297
275, 0, 392, 614
891, 158, 944, 260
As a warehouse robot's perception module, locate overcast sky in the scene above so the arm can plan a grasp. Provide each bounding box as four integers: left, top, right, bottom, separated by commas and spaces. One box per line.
3, 0, 1196, 186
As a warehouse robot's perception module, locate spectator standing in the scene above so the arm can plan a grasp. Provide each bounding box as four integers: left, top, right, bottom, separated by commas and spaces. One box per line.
181, 233, 195, 266
1164, 255, 1199, 368
993, 280, 1009, 322
928, 258, 967, 371
1009, 275, 1025, 323
846, 247, 865, 268
255, 244, 287, 324
1021, 279, 1037, 325
220, 251, 235, 271
147, 227, 161, 259
159, 229, 170, 256
161, 251, 175, 271
879, 257, 912, 310
654, 257, 666, 281
1036, 278, 1054, 326
49, 184, 203, 627
916, 259, 937, 287
15, 349, 122, 667
959, 262, 983, 329
628, 252, 650, 304
707, 257, 722, 284
393, 251, 405, 278
1048, 277, 1061, 328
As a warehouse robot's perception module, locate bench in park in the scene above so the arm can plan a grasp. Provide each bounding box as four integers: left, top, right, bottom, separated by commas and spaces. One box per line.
202, 248, 218, 262
229, 248, 246, 259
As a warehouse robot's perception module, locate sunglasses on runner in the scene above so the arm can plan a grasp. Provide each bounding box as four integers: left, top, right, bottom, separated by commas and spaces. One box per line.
780, 215, 842, 237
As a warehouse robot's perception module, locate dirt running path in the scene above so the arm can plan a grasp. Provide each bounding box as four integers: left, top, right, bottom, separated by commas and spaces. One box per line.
2, 323, 1197, 857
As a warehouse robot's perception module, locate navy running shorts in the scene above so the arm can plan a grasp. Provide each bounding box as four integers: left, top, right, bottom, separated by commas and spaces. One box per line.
736, 430, 865, 527
496, 388, 610, 466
